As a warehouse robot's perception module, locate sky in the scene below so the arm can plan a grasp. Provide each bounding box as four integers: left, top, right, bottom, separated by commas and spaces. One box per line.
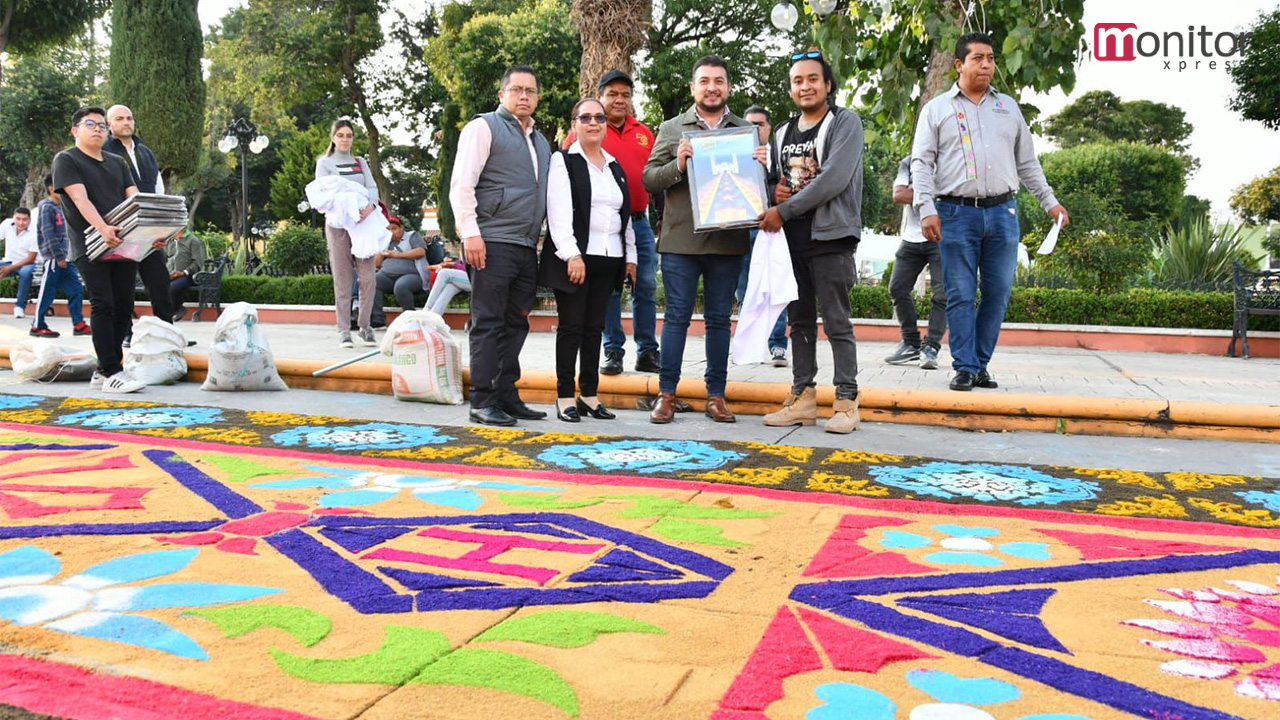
196, 0, 1277, 217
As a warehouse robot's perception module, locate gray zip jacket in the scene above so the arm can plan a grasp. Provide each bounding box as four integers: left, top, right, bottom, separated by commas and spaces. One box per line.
770, 105, 864, 241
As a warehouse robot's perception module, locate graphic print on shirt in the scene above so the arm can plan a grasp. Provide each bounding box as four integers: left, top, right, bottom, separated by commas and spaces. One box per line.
779, 122, 820, 194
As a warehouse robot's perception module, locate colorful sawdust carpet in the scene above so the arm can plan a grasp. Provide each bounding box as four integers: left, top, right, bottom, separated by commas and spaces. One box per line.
0, 390, 1279, 719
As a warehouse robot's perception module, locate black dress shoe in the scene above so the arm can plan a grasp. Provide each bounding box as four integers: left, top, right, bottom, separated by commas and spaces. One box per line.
975, 370, 998, 389
470, 406, 517, 426
499, 401, 547, 420
601, 353, 624, 376
556, 404, 581, 423
576, 398, 616, 420
634, 351, 660, 374
950, 371, 976, 391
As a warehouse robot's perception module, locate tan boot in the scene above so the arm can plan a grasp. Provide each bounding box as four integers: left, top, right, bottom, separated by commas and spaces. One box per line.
763, 387, 817, 426
825, 397, 861, 434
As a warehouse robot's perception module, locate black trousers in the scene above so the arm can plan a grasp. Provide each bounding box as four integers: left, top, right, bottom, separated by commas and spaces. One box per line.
137, 251, 175, 323
468, 242, 537, 409
75, 257, 138, 376
553, 255, 622, 398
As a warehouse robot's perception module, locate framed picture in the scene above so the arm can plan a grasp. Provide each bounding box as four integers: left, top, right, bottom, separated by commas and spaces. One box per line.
683, 126, 767, 233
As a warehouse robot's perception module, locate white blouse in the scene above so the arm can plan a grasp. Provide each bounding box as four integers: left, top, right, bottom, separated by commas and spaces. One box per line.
546, 142, 638, 265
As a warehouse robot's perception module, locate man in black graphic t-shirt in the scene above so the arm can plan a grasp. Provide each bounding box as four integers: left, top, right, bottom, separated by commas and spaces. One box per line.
758, 51, 865, 434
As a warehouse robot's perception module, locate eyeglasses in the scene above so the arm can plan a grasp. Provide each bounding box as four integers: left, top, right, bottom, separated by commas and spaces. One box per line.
790, 50, 824, 61
750, 120, 768, 126
576, 113, 608, 125
76, 119, 108, 131
505, 86, 539, 97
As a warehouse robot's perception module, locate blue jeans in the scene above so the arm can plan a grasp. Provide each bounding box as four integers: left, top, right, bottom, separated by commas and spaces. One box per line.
33, 259, 84, 328
1, 262, 36, 307
659, 252, 740, 396
735, 230, 788, 352
936, 199, 1020, 374
603, 215, 658, 359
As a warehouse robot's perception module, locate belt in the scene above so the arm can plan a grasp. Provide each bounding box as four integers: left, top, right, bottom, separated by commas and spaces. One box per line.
630, 211, 647, 221
936, 191, 1014, 208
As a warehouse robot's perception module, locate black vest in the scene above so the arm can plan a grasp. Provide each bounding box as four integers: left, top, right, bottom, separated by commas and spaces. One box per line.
104, 135, 160, 194
537, 150, 631, 294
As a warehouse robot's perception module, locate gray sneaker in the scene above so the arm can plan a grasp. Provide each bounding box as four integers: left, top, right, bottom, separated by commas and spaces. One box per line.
770, 346, 788, 367
358, 327, 377, 347
339, 331, 354, 349
884, 341, 921, 364
920, 345, 940, 370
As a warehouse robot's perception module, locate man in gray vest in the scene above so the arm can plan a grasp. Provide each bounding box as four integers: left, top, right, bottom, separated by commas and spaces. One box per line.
449, 65, 552, 426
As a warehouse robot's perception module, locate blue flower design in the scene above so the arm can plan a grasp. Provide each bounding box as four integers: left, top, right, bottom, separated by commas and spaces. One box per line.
1237, 489, 1280, 513
869, 462, 1099, 506
57, 407, 225, 429
270, 423, 453, 450
252, 465, 560, 510
878, 524, 1052, 567
0, 546, 280, 660
0, 395, 42, 410
537, 440, 743, 474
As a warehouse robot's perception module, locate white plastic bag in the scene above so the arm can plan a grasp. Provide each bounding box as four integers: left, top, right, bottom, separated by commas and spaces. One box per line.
124, 316, 188, 385
201, 302, 287, 392
380, 309, 463, 405
10, 341, 96, 382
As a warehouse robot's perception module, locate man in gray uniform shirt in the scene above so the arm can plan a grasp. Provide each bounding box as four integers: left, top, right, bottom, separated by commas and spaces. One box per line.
911, 32, 1069, 392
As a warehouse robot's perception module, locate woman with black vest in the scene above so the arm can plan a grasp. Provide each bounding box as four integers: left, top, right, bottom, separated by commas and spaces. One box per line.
539, 98, 637, 423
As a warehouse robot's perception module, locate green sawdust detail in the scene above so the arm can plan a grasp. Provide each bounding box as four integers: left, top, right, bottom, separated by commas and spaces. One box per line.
412, 647, 580, 717
186, 605, 332, 647
498, 494, 604, 510
272, 625, 449, 685
609, 495, 777, 520
0, 433, 71, 444
475, 611, 665, 648
650, 517, 746, 547
199, 453, 292, 483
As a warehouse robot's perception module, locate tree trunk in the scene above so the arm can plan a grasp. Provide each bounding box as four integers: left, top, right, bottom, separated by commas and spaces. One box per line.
188, 186, 205, 220
916, 46, 954, 122
572, 0, 653, 98
20, 164, 47, 208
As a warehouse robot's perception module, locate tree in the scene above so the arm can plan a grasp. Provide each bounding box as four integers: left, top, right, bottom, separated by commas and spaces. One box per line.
0, 47, 91, 206
434, 101, 461, 241
1228, 7, 1280, 131
573, 0, 650, 98
269, 123, 367, 223
1043, 90, 1198, 176
0, 0, 108, 73
1037, 142, 1185, 226
109, 0, 205, 188
1230, 166, 1280, 225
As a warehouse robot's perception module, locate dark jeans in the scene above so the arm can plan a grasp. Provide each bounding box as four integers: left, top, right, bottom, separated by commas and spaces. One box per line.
554, 255, 622, 398
888, 240, 946, 349
75, 257, 137, 376
376, 271, 423, 311
603, 215, 658, 359
937, 198, 1020, 373
170, 274, 195, 315
469, 242, 537, 409
0, 262, 36, 307
736, 229, 788, 352
137, 250, 175, 323
658, 252, 740, 396
33, 259, 85, 329
789, 250, 859, 400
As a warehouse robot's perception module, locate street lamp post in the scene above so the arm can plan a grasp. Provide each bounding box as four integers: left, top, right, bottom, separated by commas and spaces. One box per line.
218, 118, 269, 250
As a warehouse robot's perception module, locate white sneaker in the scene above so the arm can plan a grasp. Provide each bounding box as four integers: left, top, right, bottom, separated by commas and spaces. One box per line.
101, 371, 145, 394
90, 371, 106, 389
13, 306, 24, 319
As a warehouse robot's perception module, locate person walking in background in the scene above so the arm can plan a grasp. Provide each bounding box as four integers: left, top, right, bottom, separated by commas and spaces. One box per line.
0, 208, 39, 318
165, 229, 206, 322
540, 98, 638, 423
450, 65, 551, 427
884, 155, 946, 370
912, 32, 1069, 391
317, 117, 381, 349
30, 175, 89, 339
735, 104, 789, 367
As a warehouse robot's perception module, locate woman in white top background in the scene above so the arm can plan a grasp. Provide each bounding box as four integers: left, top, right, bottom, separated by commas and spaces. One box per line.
315, 118, 380, 349
538, 98, 637, 423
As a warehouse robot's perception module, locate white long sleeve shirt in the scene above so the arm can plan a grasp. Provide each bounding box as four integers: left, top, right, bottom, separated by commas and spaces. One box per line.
449, 115, 541, 240
546, 143, 637, 264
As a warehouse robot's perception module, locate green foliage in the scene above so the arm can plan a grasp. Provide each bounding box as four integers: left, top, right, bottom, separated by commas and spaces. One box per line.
860, 139, 899, 234
109, 0, 205, 183
381, 144, 435, 223
270, 125, 367, 223
218, 274, 337, 304
1172, 195, 1212, 235
435, 102, 462, 241
261, 223, 329, 276
0, 0, 109, 56
1228, 7, 1280, 131
194, 229, 231, 258
1264, 228, 1280, 262
1021, 191, 1152, 294
0, 48, 92, 170
1153, 218, 1260, 285
1043, 90, 1198, 176
1229, 166, 1280, 225
1037, 143, 1184, 225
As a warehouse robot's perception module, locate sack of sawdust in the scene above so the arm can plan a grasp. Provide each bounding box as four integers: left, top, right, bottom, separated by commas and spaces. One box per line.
201, 302, 287, 392
380, 309, 463, 405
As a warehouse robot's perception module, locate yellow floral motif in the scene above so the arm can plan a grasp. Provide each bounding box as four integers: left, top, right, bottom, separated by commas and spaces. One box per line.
467, 427, 529, 443
246, 411, 351, 426
823, 450, 904, 465
1166, 472, 1252, 491
515, 432, 602, 445
735, 442, 815, 464
1093, 494, 1189, 518
463, 448, 545, 469
1072, 467, 1164, 490
688, 466, 797, 486
1188, 497, 1280, 527
806, 471, 891, 497
366, 446, 481, 461
60, 397, 160, 410
0, 409, 52, 424
135, 426, 262, 445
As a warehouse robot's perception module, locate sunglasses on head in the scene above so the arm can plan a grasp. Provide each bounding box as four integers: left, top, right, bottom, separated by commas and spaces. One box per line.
790, 50, 824, 61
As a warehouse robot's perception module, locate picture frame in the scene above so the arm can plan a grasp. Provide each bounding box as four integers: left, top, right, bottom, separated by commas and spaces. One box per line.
682, 126, 767, 233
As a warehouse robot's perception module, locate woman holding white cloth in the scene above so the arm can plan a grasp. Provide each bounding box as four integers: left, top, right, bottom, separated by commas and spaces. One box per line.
537, 98, 637, 423
315, 118, 380, 349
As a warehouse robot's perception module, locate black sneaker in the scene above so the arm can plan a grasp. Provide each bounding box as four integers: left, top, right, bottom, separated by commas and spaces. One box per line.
884, 342, 921, 365
950, 371, 976, 391
634, 350, 660, 373
601, 352, 624, 376
975, 370, 998, 389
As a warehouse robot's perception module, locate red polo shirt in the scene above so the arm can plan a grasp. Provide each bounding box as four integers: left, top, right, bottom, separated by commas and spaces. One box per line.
566, 114, 654, 212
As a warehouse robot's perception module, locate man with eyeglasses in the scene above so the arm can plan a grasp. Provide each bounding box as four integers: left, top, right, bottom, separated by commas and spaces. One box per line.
911, 32, 1069, 392
450, 65, 552, 427
52, 106, 146, 394
758, 50, 865, 434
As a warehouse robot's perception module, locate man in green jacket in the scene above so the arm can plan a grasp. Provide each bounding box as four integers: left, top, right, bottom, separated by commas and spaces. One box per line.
642, 55, 764, 425
166, 231, 205, 322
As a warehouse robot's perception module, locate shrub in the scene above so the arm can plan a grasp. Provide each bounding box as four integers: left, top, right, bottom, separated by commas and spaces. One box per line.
1153, 218, 1261, 285
262, 222, 328, 276
1021, 191, 1152, 294
1263, 227, 1280, 263
193, 228, 230, 259
1038, 142, 1185, 224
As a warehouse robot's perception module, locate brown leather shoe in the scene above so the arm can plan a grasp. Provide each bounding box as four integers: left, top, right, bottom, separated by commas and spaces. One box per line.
704, 396, 736, 423
650, 393, 678, 424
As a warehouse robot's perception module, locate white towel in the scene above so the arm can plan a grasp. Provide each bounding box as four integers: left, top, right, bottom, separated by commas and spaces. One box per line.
731, 228, 798, 365
304, 177, 390, 259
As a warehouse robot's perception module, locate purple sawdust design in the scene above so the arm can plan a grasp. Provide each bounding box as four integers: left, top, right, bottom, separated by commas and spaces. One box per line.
266, 528, 413, 614
414, 581, 722, 611
0, 444, 116, 451
899, 588, 1057, 614
319, 526, 416, 553
378, 567, 500, 591
470, 521, 585, 539
567, 549, 684, 583
0, 521, 224, 540
897, 589, 1070, 653
143, 450, 262, 519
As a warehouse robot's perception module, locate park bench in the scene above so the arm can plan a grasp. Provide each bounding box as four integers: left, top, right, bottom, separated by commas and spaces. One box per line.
1227, 262, 1280, 359
190, 256, 229, 322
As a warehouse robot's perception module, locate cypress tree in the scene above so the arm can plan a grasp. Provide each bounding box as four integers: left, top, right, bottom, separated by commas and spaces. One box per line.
435, 102, 461, 242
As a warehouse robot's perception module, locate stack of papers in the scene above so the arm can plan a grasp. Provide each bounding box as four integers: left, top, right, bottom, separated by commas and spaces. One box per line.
86, 193, 188, 262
